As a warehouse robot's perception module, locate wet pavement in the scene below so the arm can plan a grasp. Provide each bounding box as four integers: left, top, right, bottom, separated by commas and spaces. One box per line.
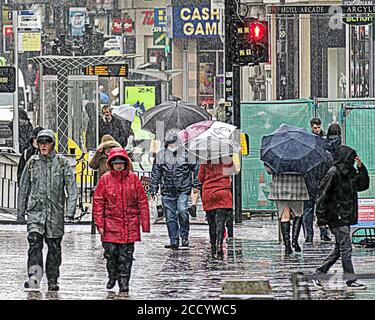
0, 216, 375, 300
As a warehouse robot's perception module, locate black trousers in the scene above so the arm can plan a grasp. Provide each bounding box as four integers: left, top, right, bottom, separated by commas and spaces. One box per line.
102, 242, 135, 281
27, 232, 62, 281
206, 208, 233, 248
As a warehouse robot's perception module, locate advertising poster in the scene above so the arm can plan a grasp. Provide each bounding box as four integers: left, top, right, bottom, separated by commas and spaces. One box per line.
69, 8, 86, 37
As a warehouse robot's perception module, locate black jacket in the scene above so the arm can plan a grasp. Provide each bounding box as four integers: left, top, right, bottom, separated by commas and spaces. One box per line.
150, 148, 200, 197
17, 146, 38, 184
99, 115, 129, 147
316, 146, 369, 228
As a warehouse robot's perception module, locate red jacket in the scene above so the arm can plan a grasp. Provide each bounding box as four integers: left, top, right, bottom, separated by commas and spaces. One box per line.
93, 148, 150, 244
198, 162, 234, 212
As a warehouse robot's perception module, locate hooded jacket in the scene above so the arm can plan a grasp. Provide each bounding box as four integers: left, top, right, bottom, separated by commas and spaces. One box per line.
16, 126, 44, 184
326, 134, 342, 157
93, 147, 150, 244
8, 109, 34, 153
17, 129, 78, 237
316, 146, 369, 227
149, 131, 200, 196
89, 135, 123, 178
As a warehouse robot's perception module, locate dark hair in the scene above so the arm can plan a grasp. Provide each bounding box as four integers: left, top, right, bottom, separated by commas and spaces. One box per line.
327, 123, 341, 136
310, 117, 322, 126
102, 105, 111, 112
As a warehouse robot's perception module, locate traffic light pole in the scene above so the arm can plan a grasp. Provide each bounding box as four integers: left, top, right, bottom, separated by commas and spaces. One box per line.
12, 10, 19, 153
225, 0, 242, 224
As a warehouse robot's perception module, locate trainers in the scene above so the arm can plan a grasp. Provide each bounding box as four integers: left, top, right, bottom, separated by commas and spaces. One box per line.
181, 239, 189, 247
321, 235, 331, 242
346, 281, 367, 290
24, 278, 40, 290
164, 244, 179, 250
189, 205, 197, 218
312, 279, 324, 289
106, 278, 117, 290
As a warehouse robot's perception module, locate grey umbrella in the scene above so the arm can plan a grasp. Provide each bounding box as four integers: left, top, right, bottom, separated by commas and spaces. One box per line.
140, 100, 211, 136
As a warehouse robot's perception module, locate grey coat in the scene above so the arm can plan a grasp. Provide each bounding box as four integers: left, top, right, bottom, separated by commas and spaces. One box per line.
17, 150, 78, 238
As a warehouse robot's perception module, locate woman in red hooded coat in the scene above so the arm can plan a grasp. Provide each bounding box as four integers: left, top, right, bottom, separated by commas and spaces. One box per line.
93, 147, 150, 294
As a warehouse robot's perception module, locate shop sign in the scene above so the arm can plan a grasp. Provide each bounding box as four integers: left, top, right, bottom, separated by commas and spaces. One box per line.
170, 5, 221, 38
123, 18, 133, 33
358, 199, 375, 222
154, 8, 167, 27
142, 10, 155, 25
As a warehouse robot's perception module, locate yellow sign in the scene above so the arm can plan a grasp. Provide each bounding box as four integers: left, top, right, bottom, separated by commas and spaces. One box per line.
240, 132, 249, 155
18, 32, 41, 52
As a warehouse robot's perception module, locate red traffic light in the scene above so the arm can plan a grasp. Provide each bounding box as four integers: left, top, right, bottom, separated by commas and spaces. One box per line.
4, 26, 13, 36
249, 21, 266, 41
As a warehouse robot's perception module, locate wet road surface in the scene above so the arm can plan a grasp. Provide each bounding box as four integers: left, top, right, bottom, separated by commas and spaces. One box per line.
0, 217, 374, 300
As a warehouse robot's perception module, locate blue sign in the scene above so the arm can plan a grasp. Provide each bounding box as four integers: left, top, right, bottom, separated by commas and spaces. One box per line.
171, 5, 221, 38
69, 8, 86, 37
154, 8, 167, 27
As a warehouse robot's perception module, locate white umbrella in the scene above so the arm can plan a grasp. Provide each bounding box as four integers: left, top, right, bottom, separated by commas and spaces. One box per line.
178, 120, 240, 161
112, 104, 136, 122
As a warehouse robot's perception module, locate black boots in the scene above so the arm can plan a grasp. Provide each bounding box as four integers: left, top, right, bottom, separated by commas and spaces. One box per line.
280, 221, 293, 255
119, 276, 129, 293
106, 278, 117, 290
292, 217, 302, 253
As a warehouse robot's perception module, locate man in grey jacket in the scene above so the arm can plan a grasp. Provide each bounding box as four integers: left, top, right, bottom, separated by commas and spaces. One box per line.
17, 129, 78, 291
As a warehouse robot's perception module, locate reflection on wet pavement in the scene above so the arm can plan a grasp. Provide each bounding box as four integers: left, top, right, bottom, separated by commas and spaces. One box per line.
0, 217, 374, 300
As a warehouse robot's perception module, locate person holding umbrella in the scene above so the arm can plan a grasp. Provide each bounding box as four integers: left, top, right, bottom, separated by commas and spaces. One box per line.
149, 130, 200, 250
261, 124, 329, 255
198, 156, 238, 258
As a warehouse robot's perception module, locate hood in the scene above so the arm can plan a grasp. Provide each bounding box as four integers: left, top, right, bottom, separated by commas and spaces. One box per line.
164, 130, 179, 147
334, 145, 357, 175
37, 129, 56, 143
101, 134, 116, 143
19, 108, 29, 120
326, 135, 341, 153
102, 140, 121, 151
107, 147, 132, 171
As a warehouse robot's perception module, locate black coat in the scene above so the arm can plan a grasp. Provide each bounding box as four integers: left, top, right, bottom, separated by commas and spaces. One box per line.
316, 146, 369, 228
17, 146, 38, 184
150, 148, 200, 197
98, 115, 129, 147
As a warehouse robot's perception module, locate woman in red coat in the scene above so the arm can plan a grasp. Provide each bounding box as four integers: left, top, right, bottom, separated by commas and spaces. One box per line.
198, 157, 238, 258
93, 147, 150, 294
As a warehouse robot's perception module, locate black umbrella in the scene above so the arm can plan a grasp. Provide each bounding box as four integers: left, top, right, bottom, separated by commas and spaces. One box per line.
140, 100, 211, 135
260, 124, 329, 174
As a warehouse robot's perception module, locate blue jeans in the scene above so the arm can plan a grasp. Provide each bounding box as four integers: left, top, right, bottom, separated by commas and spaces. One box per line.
162, 192, 190, 246
316, 226, 356, 283
303, 199, 329, 240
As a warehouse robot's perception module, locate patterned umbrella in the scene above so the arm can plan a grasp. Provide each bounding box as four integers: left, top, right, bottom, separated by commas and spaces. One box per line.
178, 120, 240, 161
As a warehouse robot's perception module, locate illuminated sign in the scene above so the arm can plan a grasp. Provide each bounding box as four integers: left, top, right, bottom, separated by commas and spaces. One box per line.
83, 64, 128, 77
0, 66, 16, 93
171, 5, 221, 38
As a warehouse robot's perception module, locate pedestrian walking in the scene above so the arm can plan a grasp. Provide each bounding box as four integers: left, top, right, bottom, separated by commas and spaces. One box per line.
17, 126, 44, 184
89, 134, 122, 179
93, 147, 150, 294
267, 166, 309, 255
8, 108, 34, 153
303, 117, 332, 242
326, 122, 342, 156
198, 157, 238, 258
99, 105, 130, 148
313, 146, 369, 290
150, 130, 200, 250
17, 129, 78, 291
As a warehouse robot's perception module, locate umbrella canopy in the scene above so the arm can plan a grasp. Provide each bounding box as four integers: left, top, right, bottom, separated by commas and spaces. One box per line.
112, 104, 136, 122
140, 100, 211, 135
260, 124, 328, 174
178, 120, 240, 161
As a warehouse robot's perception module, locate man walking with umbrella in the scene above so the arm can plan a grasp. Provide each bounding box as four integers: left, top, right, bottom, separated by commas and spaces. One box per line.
150, 130, 200, 250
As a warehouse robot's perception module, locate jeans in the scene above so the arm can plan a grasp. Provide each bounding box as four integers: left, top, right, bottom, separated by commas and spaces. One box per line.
302, 199, 329, 239
162, 192, 190, 246
206, 209, 233, 248
102, 242, 135, 280
316, 226, 356, 283
27, 232, 62, 281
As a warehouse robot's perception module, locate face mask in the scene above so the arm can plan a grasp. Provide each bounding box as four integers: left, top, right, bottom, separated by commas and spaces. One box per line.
168, 145, 178, 152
